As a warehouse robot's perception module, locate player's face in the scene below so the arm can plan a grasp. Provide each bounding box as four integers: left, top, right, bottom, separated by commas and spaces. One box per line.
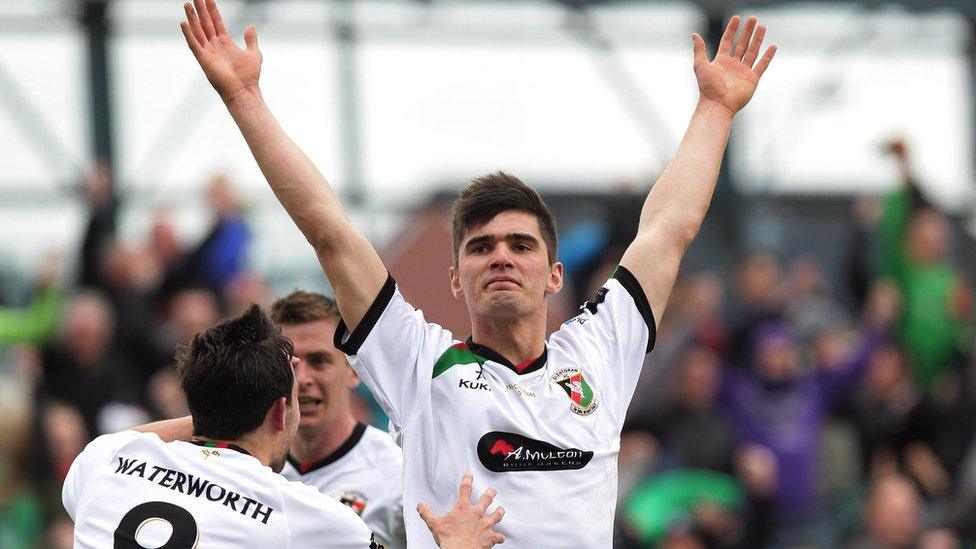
451, 210, 562, 319
282, 319, 359, 435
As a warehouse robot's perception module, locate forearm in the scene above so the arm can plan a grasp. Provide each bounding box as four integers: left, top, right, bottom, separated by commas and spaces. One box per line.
224, 87, 348, 247
223, 88, 387, 328
130, 416, 194, 442
638, 99, 733, 244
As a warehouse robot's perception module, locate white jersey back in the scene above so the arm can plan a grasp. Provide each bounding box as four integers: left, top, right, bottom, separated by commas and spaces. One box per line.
282, 423, 406, 549
63, 431, 378, 548
334, 267, 655, 549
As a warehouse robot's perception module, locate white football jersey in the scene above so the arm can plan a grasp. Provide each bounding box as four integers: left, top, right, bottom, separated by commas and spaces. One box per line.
335, 267, 655, 549
282, 423, 406, 549
63, 430, 380, 548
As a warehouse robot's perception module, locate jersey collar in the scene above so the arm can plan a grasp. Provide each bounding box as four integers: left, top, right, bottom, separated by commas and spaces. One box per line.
190, 439, 252, 456
464, 336, 548, 375
286, 422, 367, 475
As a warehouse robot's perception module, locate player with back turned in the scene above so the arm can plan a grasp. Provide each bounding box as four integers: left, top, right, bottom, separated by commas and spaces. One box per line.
179, 0, 776, 546
62, 305, 504, 548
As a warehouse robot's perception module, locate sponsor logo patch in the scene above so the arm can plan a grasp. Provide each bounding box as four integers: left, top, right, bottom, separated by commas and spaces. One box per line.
550, 367, 599, 416
338, 490, 369, 516
477, 431, 593, 472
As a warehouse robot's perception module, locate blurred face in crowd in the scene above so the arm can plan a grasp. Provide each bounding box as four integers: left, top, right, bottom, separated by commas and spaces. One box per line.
674, 346, 721, 411
736, 253, 782, 307
755, 337, 800, 382
865, 344, 909, 395
63, 294, 114, 364
169, 289, 220, 344
451, 210, 562, 320
908, 209, 949, 265
281, 319, 359, 436
867, 475, 921, 547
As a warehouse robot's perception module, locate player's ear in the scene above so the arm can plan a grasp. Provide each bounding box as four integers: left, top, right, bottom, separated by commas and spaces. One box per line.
269, 397, 288, 432
449, 265, 464, 299
345, 365, 360, 389
546, 261, 564, 295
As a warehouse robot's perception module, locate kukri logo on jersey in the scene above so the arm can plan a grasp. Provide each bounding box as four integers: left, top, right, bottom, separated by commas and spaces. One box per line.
550, 368, 599, 416
477, 432, 593, 472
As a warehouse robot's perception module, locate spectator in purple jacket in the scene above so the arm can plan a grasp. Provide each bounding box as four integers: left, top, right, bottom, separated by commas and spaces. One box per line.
719, 282, 897, 546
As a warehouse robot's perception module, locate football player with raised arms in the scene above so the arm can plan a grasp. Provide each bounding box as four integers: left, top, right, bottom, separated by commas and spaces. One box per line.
179, 0, 776, 546
272, 291, 407, 549
62, 305, 504, 548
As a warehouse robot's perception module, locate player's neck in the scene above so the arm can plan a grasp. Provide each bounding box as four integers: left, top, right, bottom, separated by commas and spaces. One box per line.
470, 310, 547, 366
193, 434, 271, 467
289, 413, 358, 465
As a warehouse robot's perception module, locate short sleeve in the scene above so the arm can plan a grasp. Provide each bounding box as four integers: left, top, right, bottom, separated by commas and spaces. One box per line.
334, 275, 455, 431
62, 430, 144, 519
549, 266, 656, 422
284, 482, 379, 548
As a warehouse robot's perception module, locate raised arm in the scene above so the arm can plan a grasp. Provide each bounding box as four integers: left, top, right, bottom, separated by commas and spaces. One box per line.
619, 16, 776, 326
180, 0, 386, 330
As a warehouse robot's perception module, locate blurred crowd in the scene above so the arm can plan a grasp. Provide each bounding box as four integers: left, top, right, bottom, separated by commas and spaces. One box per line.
2, 140, 976, 548
610, 141, 976, 548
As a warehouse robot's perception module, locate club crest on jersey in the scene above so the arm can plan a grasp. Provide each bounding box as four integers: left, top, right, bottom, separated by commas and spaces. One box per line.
338, 490, 369, 516
550, 368, 598, 416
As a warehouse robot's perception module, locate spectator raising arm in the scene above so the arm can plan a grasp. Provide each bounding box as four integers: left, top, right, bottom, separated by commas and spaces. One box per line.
180, 0, 386, 331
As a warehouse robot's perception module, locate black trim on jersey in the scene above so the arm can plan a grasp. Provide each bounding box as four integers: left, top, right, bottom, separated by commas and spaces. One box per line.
334, 275, 397, 355
612, 266, 657, 353
465, 336, 548, 376
286, 422, 367, 475
189, 440, 252, 456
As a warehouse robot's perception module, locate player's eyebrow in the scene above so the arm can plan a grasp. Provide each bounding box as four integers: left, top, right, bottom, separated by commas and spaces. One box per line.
465, 232, 539, 250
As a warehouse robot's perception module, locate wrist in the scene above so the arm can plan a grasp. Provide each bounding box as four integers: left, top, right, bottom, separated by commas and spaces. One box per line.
695, 98, 736, 123
223, 84, 264, 113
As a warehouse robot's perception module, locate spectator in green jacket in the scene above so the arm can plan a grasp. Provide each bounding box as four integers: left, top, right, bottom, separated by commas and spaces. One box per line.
877, 138, 970, 389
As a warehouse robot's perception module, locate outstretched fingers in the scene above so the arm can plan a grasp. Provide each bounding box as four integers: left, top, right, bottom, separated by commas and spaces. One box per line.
754, 45, 777, 78
193, 0, 216, 40
183, 3, 207, 47
205, 0, 228, 37
486, 505, 505, 527
743, 24, 766, 67
243, 25, 259, 52
717, 15, 740, 57
691, 33, 708, 67
180, 21, 202, 57
732, 16, 757, 60
456, 472, 474, 506
475, 487, 497, 513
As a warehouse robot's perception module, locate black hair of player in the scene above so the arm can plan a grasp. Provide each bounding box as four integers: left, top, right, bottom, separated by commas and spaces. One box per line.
451, 171, 558, 265
177, 304, 295, 440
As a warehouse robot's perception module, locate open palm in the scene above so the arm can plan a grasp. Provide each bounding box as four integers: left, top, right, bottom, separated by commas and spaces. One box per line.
693, 16, 776, 116
181, 0, 262, 103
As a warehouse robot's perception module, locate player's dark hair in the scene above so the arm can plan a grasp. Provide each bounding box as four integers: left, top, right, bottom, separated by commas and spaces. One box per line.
270, 290, 340, 325
451, 171, 558, 265
177, 304, 294, 440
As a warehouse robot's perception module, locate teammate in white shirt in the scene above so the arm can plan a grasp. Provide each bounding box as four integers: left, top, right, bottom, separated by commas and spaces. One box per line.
272, 291, 407, 549
180, 0, 776, 545
62, 304, 504, 548
62, 305, 377, 548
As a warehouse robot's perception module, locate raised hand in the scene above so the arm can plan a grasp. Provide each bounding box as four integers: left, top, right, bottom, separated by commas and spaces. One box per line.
692, 16, 776, 116
181, 0, 262, 104
418, 473, 506, 549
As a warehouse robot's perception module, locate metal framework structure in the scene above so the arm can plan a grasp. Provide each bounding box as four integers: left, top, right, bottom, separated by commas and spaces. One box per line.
0, 0, 972, 254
